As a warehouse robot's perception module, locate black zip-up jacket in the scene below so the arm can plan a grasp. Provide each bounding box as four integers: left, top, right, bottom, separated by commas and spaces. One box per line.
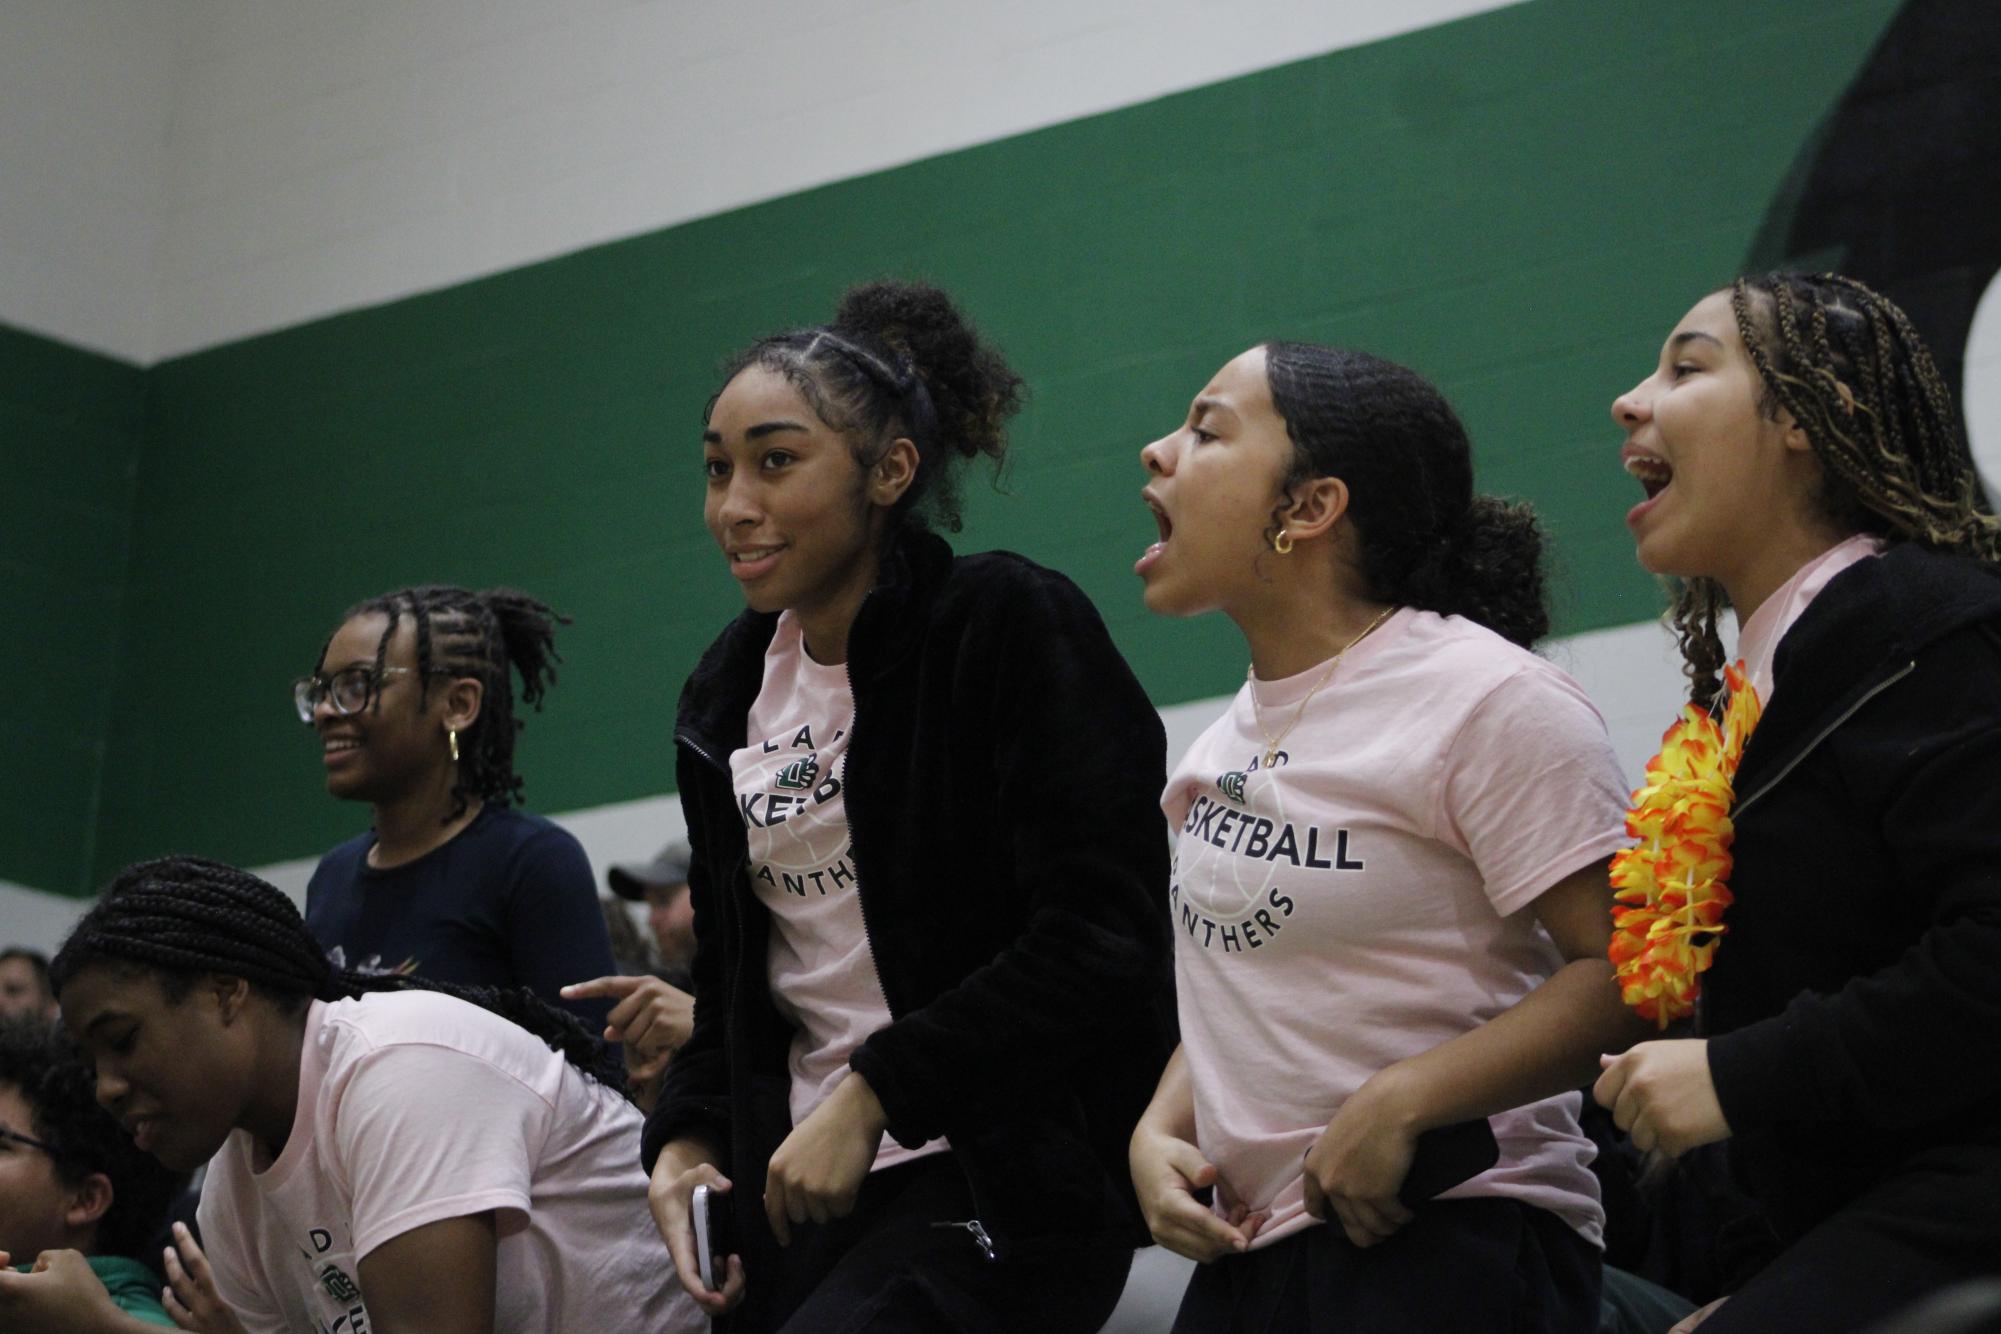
642, 531, 1176, 1315
1704, 543, 2001, 1240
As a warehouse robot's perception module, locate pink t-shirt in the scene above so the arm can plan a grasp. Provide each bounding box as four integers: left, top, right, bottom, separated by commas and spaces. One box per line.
1163, 609, 1629, 1249
732, 610, 947, 1171
1736, 534, 1884, 706
196, 993, 699, 1333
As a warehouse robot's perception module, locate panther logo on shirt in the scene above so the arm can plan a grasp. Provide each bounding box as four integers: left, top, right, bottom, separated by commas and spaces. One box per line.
1217, 771, 1248, 804
774, 755, 820, 791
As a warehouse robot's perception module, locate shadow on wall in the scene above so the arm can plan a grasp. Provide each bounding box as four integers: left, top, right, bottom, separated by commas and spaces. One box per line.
1742, 0, 2001, 493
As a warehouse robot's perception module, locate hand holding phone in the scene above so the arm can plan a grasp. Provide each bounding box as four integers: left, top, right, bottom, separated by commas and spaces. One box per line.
691, 1183, 733, 1293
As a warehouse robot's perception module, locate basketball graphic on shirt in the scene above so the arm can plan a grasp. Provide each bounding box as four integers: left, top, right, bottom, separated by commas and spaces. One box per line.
1177, 752, 1296, 922
738, 730, 850, 874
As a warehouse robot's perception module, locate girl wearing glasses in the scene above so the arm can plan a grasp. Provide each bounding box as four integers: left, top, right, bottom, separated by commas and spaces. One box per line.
1128, 343, 1644, 1332
1594, 274, 2001, 1330
293, 586, 617, 1027
645, 281, 1174, 1331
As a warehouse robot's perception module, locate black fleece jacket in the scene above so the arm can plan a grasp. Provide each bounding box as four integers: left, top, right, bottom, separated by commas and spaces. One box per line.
642, 531, 1176, 1303
1704, 543, 2001, 1239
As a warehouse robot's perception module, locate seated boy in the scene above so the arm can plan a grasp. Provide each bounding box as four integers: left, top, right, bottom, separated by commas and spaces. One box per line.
0, 1017, 186, 1330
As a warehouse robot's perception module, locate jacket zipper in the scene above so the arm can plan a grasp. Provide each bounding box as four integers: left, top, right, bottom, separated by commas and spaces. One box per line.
840, 592, 1005, 1262
840, 591, 897, 1020
1733, 660, 1917, 818
929, 1218, 998, 1260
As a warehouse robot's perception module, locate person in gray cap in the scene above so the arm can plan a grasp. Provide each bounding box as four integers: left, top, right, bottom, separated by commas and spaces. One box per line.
609, 843, 696, 986
565, 843, 698, 1111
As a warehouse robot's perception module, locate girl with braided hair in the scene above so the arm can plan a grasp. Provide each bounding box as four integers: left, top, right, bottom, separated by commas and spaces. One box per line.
49, 856, 700, 1333
1130, 343, 1648, 1331
646, 280, 1174, 1330
296, 585, 619, 1031
1596, 274, 2001, 1330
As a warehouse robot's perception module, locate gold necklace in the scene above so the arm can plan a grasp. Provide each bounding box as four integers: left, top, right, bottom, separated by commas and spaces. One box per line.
1248, 605, 1398, 767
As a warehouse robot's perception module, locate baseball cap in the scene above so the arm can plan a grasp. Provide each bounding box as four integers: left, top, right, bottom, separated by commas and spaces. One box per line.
608, 842, 693, 901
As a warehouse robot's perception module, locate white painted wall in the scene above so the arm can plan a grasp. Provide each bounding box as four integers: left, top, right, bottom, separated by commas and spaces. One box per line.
1, 0, 1523, 364
0, 0, 187, 360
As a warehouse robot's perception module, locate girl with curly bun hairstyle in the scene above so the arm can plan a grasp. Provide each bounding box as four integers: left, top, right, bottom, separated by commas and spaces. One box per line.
645, 281, 1175, 1330
1130, 343, 1646, 1331
1596, 274, 2001, 1331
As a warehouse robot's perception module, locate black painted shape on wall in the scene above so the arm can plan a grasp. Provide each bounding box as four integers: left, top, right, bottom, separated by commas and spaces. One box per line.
1744, 0, 1999, 406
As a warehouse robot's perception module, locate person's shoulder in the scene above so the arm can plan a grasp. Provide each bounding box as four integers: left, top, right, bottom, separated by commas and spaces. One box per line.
310, 830, 376, 884
942, 548, 1100, 625
320, 993, 585, 1114
1396, 613, 1603, 735
88, 1255, 174, 1322
1396, 610, 1556, 689
1821, 544, 2001, 640
322, 990, 531, 1061
467, 806, 585, 863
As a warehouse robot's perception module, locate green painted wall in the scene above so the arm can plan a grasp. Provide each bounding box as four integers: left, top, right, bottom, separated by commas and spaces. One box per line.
27, 0, 1906, 891
1, 323, 145, 895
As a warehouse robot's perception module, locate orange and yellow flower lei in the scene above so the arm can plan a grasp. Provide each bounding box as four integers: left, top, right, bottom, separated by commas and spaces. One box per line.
1608, 661, 1763, 1028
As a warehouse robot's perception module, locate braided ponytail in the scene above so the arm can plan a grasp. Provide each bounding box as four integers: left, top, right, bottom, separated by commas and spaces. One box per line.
50, 856, 622, 1087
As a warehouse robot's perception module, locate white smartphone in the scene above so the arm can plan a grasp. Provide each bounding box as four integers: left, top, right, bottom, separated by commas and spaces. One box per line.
691, 1183, 721, 1292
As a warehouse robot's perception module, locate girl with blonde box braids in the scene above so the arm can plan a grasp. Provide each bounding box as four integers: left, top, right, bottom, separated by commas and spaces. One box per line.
1598, 272, 2001, 1331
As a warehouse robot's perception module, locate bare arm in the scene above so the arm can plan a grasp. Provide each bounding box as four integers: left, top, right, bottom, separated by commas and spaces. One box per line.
1128, 1045, 1256, 1262
355, 1214, 497, 1334
1303, 859, 1651, 1245
649, 1135, 744, 1318
1367, 859, 1651, 1126
0, 1248, 180, 1334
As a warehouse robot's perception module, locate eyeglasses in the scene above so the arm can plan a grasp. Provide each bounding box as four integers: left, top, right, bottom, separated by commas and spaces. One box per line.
0, 1123, 55, 1155
291, 666, 414, 723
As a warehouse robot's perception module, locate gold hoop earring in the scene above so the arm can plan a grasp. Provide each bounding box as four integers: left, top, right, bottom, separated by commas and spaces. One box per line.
1272, 529, 1294, 555
448, 729, 460, 764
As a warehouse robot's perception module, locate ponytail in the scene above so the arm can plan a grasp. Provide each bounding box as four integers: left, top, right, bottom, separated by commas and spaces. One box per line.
1263, 342, 1549, 648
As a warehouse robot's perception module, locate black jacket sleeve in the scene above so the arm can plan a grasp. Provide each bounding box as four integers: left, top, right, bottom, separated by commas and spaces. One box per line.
1709, 714, 2001, 1137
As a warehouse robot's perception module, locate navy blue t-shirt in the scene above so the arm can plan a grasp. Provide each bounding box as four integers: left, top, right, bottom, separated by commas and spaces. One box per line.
303, 805, 616, 1029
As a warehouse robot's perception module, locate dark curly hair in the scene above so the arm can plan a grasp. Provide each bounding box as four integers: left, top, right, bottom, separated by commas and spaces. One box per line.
712, 280, 1026, 535
316, 585, 568, 822
1262, 342, 1549, 648
0, 1017, 186, 1260
1666, 272, 1998, 706
48, 857, 624, 1089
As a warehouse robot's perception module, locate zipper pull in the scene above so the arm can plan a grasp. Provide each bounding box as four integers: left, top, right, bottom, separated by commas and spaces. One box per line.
929, 1218, 998, 1260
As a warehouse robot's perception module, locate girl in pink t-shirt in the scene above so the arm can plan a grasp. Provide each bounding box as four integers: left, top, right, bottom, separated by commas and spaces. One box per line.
50, 856, 699, 1334
1130, 342, 1648, 1332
